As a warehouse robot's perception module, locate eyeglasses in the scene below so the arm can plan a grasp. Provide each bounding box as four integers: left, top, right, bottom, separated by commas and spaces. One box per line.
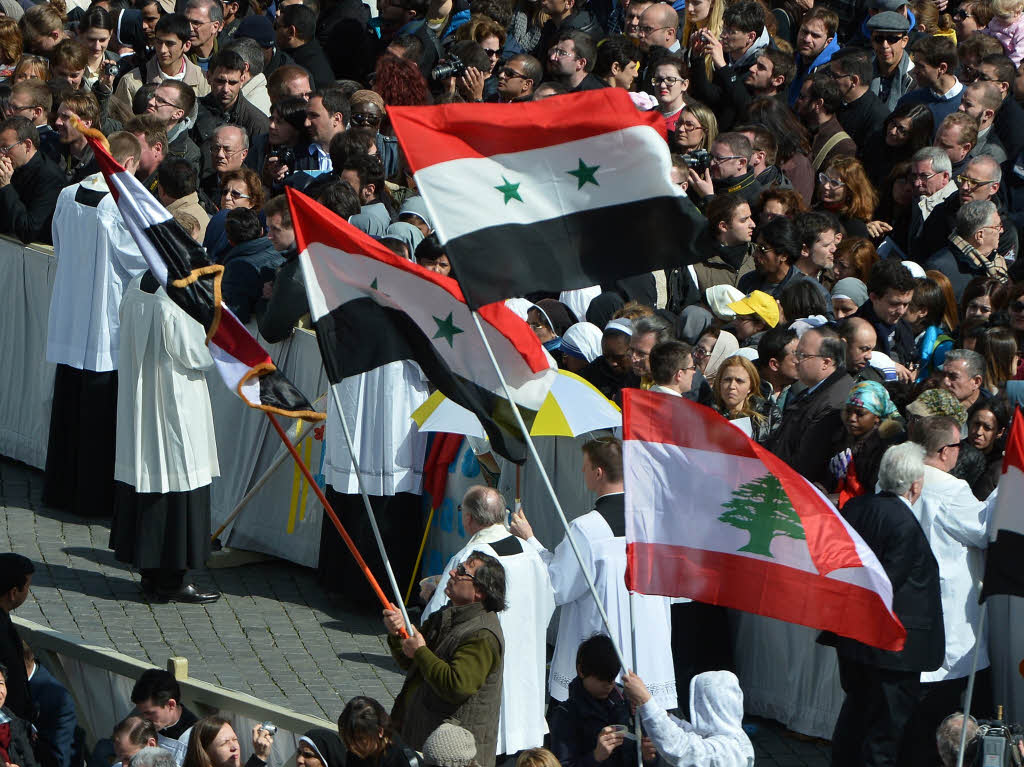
952, 9, 969, 19
941, 441, 962, 452
1010, 301, 1024, 313
871, 33, 906, 45
755, 244, 776, 255
692, 346, 711, 359
638, 24, 671, 35
452, 563, 478, 582
211, 144, 244, 157
187, 17, 215, 26
978, 223, 1004, 233
222, 188, 251, 200
818, 172, 845, 187
350, 112, 381, 127
651, 75, 684, 86
148, 94, 180, 110
678, 120, 704, 132
498, 66, 527, 80
907, 171, 937, 182
794, 352, 824, 362
0, 138, 25, 155
956, 174, 995, 189
7, 103, 38, 114
549, 47, 577, 58
710, 154, 743, 164
962, 66, 999, 83
824, 68, 851, 80
482, 48, 501, 58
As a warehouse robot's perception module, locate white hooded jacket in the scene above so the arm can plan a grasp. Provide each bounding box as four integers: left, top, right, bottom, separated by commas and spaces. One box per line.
638, 670, 754, 767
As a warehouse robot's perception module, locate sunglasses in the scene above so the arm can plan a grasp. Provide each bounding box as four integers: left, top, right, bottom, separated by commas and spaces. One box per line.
871, 33, 906, 44
350, 112, 381, 127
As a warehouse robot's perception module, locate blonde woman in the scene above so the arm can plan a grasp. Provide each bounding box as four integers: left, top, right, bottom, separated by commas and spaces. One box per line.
670, 102, 718, 152
682, 0, 724, 79
711, 355, 780, 443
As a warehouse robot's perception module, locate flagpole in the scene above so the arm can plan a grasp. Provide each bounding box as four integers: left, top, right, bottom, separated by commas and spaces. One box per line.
629, 592, 644, 766
468, 311, 631, 672
265, 413, 407, 635
404, 505, 436, 604
956, 602, 987, 767
328, 386, 415, 636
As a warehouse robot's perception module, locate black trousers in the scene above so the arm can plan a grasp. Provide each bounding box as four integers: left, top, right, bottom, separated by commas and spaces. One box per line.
43, 364, 118, 517
832, 657, 921, 767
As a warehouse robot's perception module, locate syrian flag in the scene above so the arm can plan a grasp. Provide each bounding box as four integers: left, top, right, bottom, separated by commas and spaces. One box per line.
388, 89, 708, 309
81, 126, 323, 421
981, 407, 1024, 601
623, 390, 907, 651
287, 188, 556, 464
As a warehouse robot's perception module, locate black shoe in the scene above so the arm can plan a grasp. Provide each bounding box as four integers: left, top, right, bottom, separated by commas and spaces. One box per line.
158, 584, 220, 604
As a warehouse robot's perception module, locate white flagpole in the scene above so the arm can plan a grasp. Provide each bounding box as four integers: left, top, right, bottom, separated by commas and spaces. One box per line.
630, 592, 644, 765
469, 311, 631, 672
329, 385, 414, 636
956, 602, 987, 767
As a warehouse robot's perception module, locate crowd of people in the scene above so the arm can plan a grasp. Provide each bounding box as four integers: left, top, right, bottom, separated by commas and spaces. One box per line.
4, 0, 1024, 762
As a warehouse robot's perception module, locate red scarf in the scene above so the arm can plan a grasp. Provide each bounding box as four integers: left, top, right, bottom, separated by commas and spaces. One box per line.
0, 721, 13, 764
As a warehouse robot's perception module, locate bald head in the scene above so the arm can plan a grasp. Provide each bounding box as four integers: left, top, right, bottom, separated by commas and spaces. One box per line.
840, 317, 876, 372
639, 3, 678, 49
460, 486, 507, 533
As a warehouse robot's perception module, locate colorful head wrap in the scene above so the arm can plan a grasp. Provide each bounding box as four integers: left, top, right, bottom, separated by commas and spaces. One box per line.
845, 381, 898, 419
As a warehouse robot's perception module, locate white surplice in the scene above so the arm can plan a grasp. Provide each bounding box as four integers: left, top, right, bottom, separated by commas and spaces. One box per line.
528, 493, 677, 709
114, 276, 219, 492
48, 172, 147, 372
323, 360, 430, 496
423, 523, 555, 754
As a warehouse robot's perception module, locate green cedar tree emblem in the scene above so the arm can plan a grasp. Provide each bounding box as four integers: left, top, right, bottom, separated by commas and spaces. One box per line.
717, 474, 805, 558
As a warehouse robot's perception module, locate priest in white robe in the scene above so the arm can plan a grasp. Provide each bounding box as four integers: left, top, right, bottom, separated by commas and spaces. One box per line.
44, 133, 148, 517
422, 484, 555, 757
511, 436, 677, 709
319, 360, 430, 606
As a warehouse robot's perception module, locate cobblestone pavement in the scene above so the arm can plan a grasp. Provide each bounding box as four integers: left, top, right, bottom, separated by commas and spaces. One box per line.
1, 456, 829, 766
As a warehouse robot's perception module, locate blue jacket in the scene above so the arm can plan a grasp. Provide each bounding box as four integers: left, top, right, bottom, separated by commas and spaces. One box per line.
788, 35, 841, 105
29, 663, 78, 767
221, 236, 285, 323
896, 82, 964, 130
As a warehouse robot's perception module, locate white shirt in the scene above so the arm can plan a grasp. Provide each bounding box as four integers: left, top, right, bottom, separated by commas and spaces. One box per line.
913, 464, 991, 681
528, 493, 678, 708
114, 276, 219, 492
423, 523, 556, 754
47, 173, 147, 371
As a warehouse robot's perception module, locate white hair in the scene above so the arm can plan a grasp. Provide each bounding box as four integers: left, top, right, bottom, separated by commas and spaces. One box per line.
912, 146, 953, 175
878, 442, 925, 495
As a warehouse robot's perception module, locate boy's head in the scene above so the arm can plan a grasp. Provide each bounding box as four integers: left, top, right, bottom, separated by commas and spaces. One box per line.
575, 634, 619, 700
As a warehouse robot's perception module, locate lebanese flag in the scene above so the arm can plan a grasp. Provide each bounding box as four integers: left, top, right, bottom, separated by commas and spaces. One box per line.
623, 390, 906, 651
388, 90, 708, 309
981, 406, 1024, 601
287, 188, 556, 463
82, 126, 323, 422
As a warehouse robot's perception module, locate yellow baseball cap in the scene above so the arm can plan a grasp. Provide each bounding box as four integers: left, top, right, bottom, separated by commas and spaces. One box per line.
726, 290, 780, 328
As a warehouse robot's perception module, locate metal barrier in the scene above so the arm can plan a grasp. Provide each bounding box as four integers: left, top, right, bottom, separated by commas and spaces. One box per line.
15, 616, 334, 767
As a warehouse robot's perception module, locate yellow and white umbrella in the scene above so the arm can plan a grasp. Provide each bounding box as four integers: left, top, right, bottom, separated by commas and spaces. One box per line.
411, 369, 621, 438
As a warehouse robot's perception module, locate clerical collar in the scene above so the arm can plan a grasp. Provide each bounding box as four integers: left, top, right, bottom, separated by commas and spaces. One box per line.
595, 492, 626, 537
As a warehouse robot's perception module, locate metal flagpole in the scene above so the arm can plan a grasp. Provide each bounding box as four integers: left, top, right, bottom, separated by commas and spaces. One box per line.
469, 311, 631, 672
956, 602, 987, 767
629, 592, 644, 765
329, 386, 415, 636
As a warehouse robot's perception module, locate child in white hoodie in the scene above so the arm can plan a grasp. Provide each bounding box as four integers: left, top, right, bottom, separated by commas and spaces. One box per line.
622, 670, 754, 767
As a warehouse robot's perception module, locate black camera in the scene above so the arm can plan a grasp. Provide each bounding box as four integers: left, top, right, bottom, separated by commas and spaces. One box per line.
431, 53, 467, 82
103, 59, 119, 78
269, 146, 296, 170
683, 149, 710, 176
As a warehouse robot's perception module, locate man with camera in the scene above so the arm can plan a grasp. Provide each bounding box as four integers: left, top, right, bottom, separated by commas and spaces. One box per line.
688, 132, 764, 208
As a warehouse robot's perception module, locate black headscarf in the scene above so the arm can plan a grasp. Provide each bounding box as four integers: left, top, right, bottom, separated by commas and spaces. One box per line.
586, 292, 625, 330
300, 728, 346, 767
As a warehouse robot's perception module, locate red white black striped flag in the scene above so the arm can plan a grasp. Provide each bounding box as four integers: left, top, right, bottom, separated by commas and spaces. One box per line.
981, 407, 1024, 600
388, 89, 709, 309
82, 126, 323, 422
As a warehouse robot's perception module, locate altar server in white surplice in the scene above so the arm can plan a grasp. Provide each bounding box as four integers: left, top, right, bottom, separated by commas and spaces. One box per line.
511, 436, 677, 709
423, 485, 555, 757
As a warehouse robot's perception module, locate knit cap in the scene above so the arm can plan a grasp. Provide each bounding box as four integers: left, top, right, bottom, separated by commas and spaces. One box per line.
421, 723, 477, 767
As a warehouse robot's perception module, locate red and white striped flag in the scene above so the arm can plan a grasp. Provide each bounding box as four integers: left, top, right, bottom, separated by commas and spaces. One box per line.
81, 125, 323, 422
622, 389, 906, 651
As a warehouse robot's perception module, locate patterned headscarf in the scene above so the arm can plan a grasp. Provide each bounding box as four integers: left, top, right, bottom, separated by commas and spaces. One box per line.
350, 89, 386, 113
845, 381, 898, 419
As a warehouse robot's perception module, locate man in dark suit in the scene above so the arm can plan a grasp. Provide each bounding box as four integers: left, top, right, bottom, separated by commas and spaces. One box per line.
826, 442, 945, 767
0, 553, 35, 721
25, 645, 78, 767
767, 325, 853, 487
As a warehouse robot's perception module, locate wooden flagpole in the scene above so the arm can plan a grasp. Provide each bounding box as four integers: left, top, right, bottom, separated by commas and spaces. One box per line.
265, 412, 409, 636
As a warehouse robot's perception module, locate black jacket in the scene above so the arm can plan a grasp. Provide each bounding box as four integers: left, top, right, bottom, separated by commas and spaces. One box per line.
580, 357, 640, 405
838, 89, 889, 149
192, 93, 270, 161
768, 368, 854, 487
0, 151, 65, 245
0, 610, 32, 720
993, 96, 1024, 164
0, 707, 39, 767
533, 8, 604, 59
221, 237, 285, 323
550, 677, 637, 767
286, 39, 336, 89
823, 491, 944, 672
258, 253, 310, 343
913, 193, 1017, 268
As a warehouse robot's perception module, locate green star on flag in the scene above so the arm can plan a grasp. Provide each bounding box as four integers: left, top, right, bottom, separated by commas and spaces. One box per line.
432, 312, 464, 347
370, 277, 378, 290
495, 175, 523, 204
567, 158, 600, 189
